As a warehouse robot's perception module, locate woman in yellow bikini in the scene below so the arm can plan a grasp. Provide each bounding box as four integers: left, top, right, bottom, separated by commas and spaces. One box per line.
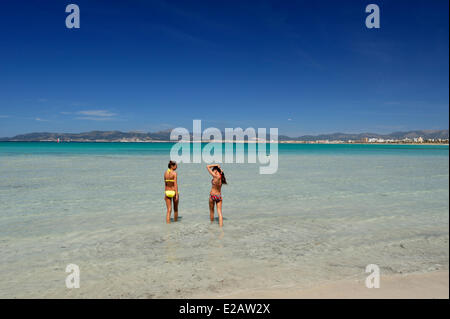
164, 160, 179, 223
207, 164, 227, 227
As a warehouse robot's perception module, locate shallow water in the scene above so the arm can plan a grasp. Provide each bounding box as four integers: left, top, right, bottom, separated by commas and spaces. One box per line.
0, 143, 448, 298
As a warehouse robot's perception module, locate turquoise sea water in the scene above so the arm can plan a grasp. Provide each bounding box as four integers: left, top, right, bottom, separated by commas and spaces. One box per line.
0, 142, 448, 298
0, 141, 448, 155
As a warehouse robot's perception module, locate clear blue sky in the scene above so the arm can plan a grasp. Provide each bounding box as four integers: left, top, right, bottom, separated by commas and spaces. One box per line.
0, 0, 448, 137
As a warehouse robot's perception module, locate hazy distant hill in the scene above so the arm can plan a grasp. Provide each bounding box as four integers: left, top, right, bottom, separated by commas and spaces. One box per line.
0, 129, 448, 142
284, 129, 449, 141
0, 130, 168, 142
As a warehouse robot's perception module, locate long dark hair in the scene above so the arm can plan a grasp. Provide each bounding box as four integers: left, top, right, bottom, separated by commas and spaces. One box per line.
168, 160, 177, 169
212, 166, 227, 185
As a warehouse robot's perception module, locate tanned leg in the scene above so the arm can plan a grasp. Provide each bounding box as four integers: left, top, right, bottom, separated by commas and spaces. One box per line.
217, 200, 223, 227
173, 195, 179, 222
209, 197, 215, 222
165, 196, 172, 223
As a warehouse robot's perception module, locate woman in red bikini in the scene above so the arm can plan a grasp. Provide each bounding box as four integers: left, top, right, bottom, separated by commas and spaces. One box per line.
206, 164, 227, 227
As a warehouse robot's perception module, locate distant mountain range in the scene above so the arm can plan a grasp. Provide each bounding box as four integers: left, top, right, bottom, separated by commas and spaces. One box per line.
283, 129, 449, 141
0, 129, 448, 142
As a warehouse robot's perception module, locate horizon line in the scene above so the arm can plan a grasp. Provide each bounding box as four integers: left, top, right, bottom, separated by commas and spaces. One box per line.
1, 128, 449, 140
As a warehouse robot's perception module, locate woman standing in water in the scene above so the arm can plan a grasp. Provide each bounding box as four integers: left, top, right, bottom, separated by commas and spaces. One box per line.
164, 160, 179, 223
207, 164, 227, 227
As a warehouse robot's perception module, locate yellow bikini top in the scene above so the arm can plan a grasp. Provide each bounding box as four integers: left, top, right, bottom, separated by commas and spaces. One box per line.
165, 169, 175, 182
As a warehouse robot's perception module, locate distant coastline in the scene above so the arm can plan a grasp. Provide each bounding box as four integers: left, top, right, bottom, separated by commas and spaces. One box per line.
0, 129, 448, 145
0, 140, 448, 146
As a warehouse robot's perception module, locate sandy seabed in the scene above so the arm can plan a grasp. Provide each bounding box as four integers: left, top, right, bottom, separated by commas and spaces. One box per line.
195, 271, 449, 299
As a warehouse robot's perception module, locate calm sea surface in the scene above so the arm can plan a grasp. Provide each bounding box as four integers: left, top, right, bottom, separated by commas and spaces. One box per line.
0, 142, 448, 298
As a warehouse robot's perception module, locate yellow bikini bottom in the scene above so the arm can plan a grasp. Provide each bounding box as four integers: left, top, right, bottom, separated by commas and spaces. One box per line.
165, 190, 176, 198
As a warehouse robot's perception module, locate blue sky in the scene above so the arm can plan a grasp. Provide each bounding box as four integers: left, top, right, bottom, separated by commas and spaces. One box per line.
0, 0, 448, 137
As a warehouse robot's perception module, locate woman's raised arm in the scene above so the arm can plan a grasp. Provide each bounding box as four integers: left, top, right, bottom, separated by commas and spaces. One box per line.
207, 164, 220, 176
